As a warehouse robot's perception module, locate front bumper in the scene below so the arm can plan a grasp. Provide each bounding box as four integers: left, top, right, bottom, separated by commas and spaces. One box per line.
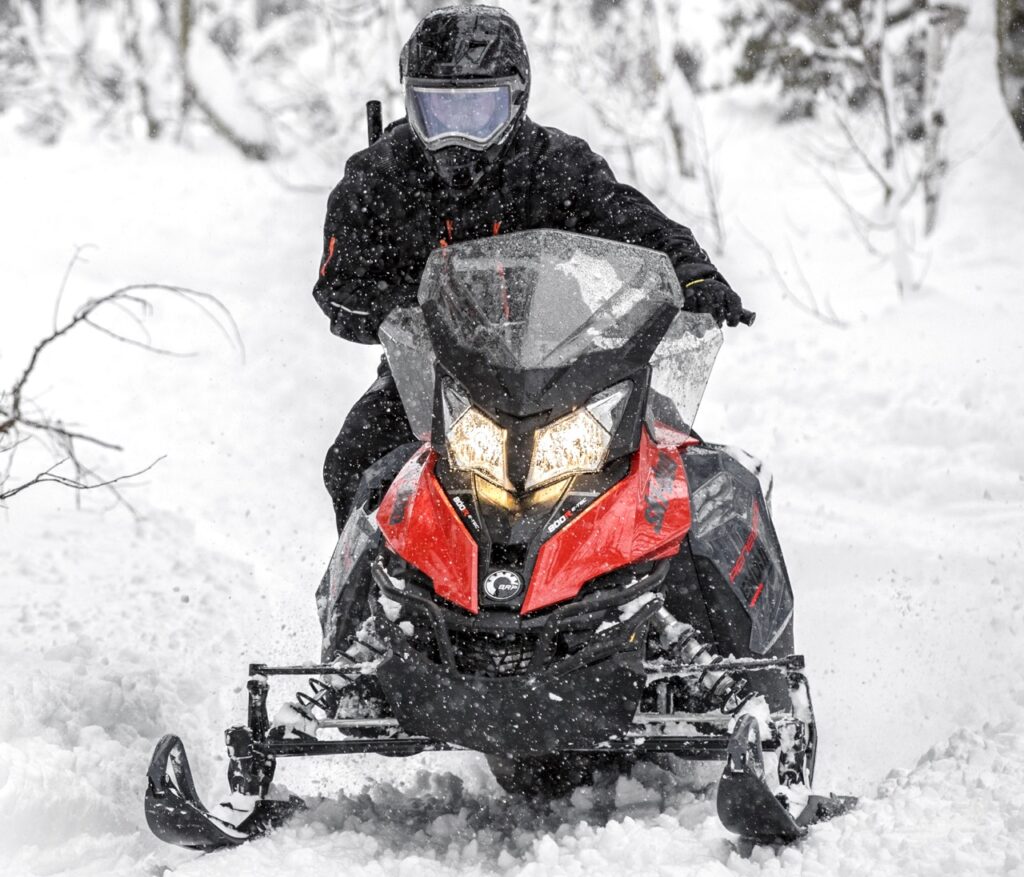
371, 560, 667, 755
378, 648, 643, 754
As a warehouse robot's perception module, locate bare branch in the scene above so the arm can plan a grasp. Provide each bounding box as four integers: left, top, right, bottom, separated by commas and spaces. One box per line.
2, 256, 242, 513
0, 456, 165, 502
828, 101, 894, 200
53, 244, 97, 331
16, 417, 123, 451
811, 164, 888, 256
2, 281, 243, 434
738, 223, 847, 329
83, 316, 195, 358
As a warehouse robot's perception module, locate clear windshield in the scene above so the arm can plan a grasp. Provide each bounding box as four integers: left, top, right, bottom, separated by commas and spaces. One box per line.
378, 306, 436, 440
646, 310, 723, 445
419, 230, 682, 369
380, 230, 723, 445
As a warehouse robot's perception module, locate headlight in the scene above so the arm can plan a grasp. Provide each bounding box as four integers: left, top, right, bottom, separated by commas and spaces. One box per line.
442, 379, 510, 489
447, 406, 509, 488
525, 382, 631, 492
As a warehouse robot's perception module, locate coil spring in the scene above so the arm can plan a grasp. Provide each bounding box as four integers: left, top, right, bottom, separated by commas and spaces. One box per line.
296, 631, 387, 716
656, 609, 754, 715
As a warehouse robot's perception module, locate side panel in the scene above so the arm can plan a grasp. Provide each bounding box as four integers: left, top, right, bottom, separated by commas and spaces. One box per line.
682, 444, 794, 654
377, 447, 480, 614
317, 507, 380, 661
521, 431, 692, 615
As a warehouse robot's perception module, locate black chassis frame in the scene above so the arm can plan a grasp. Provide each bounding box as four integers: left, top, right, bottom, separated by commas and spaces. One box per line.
145, 647, 818, 849
218, 558, 816, 794
220, 659, 814, 791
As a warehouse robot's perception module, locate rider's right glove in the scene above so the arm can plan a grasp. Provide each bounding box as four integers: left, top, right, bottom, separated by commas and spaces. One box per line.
683, 278, 747, 327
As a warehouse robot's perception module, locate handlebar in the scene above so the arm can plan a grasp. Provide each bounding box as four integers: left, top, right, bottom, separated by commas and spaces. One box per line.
739, 309, 756, 327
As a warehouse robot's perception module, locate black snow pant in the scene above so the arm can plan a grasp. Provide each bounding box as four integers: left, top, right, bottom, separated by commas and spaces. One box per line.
324, 357, 416, 533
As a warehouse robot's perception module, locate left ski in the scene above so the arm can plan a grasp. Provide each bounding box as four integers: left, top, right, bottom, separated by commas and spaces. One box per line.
145, 734, 303, 851
717, 715, 856, 844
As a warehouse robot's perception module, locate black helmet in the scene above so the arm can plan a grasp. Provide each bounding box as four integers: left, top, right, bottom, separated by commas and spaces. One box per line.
401, 5, 530, 191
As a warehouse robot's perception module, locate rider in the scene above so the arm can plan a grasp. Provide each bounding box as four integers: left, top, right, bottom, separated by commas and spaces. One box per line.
313, 4, 746, 534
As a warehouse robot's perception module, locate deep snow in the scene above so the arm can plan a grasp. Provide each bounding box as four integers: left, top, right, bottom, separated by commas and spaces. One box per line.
2, 3, 1024, 875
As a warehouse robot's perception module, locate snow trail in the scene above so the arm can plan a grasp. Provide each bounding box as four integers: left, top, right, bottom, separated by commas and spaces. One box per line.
2, 4, 1023, 874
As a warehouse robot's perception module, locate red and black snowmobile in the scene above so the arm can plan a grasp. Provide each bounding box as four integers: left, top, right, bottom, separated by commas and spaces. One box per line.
145, 230, 854, 851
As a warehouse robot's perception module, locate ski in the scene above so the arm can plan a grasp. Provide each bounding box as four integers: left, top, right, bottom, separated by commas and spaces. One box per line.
145, 734, 304, 851
717, 715, 856, 844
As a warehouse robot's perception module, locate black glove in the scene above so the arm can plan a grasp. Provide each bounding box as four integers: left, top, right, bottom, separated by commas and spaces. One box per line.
683, 278, 749, 327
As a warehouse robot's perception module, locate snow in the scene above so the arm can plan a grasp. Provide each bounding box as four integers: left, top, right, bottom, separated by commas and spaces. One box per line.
2, 3, 1024, 875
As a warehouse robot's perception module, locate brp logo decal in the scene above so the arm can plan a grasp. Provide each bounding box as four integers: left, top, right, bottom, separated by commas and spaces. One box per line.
483, 570, 523, 601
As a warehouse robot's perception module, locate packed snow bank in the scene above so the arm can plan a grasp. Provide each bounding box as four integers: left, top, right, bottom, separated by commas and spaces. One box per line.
0, 504, 262, 875
161, 707, 1024, 877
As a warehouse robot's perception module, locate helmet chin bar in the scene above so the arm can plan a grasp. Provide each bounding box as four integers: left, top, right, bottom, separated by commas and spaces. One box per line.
428, 144, 496, 191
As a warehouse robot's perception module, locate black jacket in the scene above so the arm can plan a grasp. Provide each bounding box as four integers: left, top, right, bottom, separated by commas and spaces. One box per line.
313, 117, 729, 344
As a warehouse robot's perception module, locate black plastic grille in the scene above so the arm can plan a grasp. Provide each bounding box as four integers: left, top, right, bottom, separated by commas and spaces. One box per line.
449, 630, 537, 677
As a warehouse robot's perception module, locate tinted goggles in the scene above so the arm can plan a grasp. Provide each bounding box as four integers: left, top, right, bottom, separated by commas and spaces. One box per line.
406, 79, 522, 150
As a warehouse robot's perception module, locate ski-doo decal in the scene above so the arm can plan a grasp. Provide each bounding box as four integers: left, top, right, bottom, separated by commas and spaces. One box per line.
378, 450, 479, 614
521, 430, 690, 615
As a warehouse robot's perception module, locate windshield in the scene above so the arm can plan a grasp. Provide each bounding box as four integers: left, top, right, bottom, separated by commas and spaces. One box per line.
420, 230, 679, 369
380, 230, 722, 444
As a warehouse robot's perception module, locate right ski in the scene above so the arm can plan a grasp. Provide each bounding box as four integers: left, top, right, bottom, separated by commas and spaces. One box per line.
717, 715, 856, 844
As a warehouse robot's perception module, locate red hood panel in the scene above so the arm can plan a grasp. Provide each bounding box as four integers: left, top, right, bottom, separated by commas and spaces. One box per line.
377, 448, 479, 614
521, 431, 692, 615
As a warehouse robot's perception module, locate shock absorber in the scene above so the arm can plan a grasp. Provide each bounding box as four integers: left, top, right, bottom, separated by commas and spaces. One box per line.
296, 621, 388, 717
652, 608, 754, 715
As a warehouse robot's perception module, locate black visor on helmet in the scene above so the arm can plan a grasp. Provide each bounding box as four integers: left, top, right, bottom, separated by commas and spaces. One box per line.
406, 78, 522, 151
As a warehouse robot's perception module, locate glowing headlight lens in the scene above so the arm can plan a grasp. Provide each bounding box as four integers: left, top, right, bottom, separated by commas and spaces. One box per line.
526, 409, 609, 491
525, 382, 631, 492
446, 406, 510, 489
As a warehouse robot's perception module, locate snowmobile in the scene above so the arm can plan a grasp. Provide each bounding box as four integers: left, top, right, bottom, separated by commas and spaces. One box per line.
145, 229, 854, 851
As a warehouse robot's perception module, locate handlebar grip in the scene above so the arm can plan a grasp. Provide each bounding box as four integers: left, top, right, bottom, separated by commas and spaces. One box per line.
739, 309, 756, 327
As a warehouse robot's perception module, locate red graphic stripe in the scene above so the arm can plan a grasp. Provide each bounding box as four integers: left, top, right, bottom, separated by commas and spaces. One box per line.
729, 500, 760, 583
749, 582, 765, 607
319, 236, 337, 278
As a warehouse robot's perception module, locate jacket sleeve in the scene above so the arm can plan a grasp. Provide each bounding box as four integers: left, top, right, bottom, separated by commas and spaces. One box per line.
312, 156, 418, 345
537, 130, 730, 293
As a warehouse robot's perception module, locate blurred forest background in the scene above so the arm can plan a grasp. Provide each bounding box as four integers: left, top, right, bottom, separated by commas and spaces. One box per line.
1, 0, 1021, 287
2, 0, 1021, 172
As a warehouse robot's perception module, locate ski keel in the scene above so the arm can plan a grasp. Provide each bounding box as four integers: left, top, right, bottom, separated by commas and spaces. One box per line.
717, 715, 856, 844
145, 734, 302, 851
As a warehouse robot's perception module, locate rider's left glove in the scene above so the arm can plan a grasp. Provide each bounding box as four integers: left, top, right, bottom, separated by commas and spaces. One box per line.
684, 278, 746, 327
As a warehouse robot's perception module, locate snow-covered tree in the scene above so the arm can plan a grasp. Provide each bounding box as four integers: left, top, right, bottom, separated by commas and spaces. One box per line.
998, 0, 1024, 138
0, 0, 274, 155
723, 0, 965, 141
0, 0, 718, 242
722, 0, 967, 298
